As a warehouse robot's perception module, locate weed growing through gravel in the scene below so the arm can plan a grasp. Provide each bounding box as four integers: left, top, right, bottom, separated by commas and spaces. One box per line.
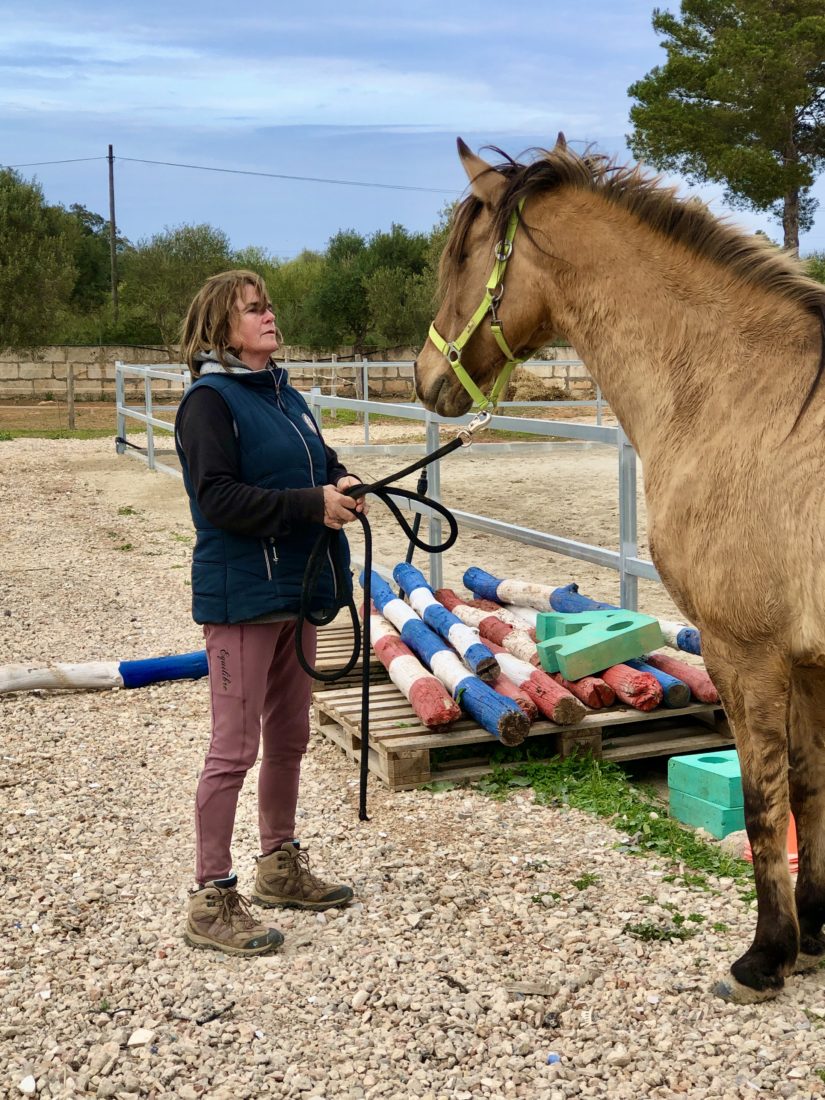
623, 919, 698, 943
477, 754, 753, 889
572, 872, 599, 890
117, 506, 138, 516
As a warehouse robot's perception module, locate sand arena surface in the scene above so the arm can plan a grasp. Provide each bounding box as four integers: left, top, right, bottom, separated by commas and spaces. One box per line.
2, 434, 824, 1099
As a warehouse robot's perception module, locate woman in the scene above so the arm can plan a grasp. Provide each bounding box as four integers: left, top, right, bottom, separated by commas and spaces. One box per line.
175, 269, 363, 956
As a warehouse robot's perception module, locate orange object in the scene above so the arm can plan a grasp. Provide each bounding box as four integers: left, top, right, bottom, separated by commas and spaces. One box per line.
743, 815, 798, 871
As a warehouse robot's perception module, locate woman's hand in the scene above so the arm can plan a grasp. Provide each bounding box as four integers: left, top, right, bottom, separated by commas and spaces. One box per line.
335, 475, 369, 516
323, 485, 359, 530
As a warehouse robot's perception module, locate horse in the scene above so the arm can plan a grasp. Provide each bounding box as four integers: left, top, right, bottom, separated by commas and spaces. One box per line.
414, 135, 825, 1004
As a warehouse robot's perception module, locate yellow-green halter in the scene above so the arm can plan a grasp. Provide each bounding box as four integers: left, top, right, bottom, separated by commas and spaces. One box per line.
428, 199, 526, 414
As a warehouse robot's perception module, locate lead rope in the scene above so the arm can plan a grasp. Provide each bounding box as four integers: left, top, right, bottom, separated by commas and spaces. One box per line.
295, 420, 488, 820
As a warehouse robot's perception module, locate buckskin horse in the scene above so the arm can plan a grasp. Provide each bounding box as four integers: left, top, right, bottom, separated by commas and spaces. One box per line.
414, 136, 825, 1003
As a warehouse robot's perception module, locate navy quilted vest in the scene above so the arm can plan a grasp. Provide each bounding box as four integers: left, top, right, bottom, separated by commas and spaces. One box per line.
175, 367, 351, 624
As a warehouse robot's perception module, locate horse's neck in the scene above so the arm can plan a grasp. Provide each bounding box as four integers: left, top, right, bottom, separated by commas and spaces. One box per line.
534, 192, 815, 463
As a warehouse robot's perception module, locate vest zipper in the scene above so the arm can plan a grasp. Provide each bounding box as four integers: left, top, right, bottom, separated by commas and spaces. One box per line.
261, 540, 273, 581
273, 370, 339, 600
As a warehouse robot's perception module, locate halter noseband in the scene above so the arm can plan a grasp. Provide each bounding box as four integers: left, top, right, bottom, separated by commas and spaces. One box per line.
428, 199, 526, 415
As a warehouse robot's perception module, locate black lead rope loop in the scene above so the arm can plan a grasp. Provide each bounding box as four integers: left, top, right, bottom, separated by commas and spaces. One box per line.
295, 432, 466, 821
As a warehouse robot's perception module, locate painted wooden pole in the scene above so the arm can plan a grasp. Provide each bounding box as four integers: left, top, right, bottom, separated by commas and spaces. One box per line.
435, 588, 538, 664
365, 572, 528, 745
393, 563, 499, 682
550, 582, 702, 656
442, 588, 615, 710
0, 651, 209, 694
367, 605, 461, 729
624, 657, 690, 708
488, 674, 539, 721
644, 652, 720, 704
599, 664, 663, 711
483, 641, 587, 725
465, 567, 702, 655
465, 566, 553, 611
462, 596, 538, 637
550, 669, 615, 709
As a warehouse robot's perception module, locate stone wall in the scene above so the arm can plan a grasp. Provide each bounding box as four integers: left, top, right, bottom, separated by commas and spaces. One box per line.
0, 344, 590, 402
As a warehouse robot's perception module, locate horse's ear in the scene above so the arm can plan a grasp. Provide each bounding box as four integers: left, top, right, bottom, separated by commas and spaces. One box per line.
457, 137, 506, 206
554, 132, 567, 152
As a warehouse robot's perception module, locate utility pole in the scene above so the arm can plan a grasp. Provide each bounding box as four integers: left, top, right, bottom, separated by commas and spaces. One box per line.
108, 144, 119, 323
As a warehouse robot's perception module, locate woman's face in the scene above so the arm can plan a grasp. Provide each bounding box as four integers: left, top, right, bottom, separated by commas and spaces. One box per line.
228, 283, 279, 368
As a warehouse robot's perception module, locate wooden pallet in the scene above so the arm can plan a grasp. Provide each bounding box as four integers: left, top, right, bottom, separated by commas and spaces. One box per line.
312, 620, 384, 689
313, 677, 733, 791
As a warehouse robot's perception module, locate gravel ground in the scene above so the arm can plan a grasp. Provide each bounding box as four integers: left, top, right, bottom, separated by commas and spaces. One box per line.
2, 438, 825, 1100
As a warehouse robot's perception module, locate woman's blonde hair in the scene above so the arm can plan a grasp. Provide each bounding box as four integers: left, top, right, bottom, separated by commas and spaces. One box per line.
180, 269, 271, 377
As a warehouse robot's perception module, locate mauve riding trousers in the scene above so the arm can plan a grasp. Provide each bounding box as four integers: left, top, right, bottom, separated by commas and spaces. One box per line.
195, 619, 317, 884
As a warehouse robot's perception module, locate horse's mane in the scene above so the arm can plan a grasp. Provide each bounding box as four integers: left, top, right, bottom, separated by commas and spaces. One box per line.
445, 145, 825, 318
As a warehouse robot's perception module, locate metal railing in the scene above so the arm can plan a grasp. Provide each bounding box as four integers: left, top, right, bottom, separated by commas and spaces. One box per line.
114, 358, 604, 446
114, 360, 656, 608
115, 362, 190, 478
305, 390, 656, 608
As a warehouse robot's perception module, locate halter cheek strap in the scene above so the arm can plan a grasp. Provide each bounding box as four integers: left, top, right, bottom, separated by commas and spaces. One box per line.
428, 200, 526, 413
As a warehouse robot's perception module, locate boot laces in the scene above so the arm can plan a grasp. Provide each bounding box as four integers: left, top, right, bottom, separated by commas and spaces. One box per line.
291, 848, 324, 891
218, 888, 259, 932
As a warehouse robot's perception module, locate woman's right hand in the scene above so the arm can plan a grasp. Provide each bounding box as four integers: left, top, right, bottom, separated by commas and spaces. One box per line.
323, 485, 359, 530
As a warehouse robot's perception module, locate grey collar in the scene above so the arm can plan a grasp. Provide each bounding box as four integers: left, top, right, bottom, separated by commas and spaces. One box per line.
195, 350, 252, 376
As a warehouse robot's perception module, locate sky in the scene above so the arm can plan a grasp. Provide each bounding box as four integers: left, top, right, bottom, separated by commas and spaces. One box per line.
2, 0, 824, 259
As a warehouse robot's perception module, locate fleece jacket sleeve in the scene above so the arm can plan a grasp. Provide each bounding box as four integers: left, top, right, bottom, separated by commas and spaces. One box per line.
176, 387, 355, 538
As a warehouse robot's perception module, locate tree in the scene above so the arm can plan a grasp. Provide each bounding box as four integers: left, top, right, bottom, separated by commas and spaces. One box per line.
304, 230, 371, 350
118, 224, 233, 350
265, 250, 327, 347
628, 0, 825, 250
364, 267, 432, 346
0, 169, 77, 347
807, 251, 825, 282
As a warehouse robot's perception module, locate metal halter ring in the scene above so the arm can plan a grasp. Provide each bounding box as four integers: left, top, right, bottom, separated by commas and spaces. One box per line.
446, 343, 462, 365
494, 239, 513, 262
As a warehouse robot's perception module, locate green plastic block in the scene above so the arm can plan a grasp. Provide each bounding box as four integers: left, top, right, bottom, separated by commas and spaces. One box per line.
668, 750, 742, 809
669, 787, 745, 839
535, 610, 664, 681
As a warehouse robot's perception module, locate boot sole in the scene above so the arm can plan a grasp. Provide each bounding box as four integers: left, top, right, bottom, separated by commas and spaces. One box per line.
183, 929, 283, 956
251, 890, 353, 912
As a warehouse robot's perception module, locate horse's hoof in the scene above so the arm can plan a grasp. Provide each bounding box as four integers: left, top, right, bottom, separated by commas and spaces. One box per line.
793, 952, 825, 974
711, 975, 782, 1004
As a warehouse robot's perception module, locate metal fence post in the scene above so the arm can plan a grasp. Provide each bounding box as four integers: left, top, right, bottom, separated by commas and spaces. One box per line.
596, 383, 603, 427
362, 358, 370, 445
330, 353, 337, 421
618, 426, 638, 610
115, 361, 125, 453
66, 365, 76, 431
144, 370, 155, 471
308, 386, 321, 424
425, 414, 443, 590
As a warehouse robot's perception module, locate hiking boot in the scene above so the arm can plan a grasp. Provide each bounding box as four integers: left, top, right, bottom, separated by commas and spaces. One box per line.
184, 875, 284, 956
252, 841, 354, 911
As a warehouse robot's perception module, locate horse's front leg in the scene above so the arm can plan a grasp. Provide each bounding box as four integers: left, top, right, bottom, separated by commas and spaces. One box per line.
703, 639, 797, 1003
789, 666, 825, 970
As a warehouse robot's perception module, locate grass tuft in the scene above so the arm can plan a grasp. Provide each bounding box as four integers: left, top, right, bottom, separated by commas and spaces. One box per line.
477, 754, 752, 888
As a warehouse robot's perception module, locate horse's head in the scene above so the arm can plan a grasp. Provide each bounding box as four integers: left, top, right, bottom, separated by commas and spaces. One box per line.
414, 137, 563, 417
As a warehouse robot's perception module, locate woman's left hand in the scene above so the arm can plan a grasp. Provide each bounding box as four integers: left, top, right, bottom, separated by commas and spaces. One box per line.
336, 475, 369, 515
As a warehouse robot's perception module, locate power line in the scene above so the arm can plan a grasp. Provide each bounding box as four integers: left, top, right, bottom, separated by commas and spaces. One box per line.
3, 151, 458, 196
2, 156, 105, 168
117, 156, 458, 195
